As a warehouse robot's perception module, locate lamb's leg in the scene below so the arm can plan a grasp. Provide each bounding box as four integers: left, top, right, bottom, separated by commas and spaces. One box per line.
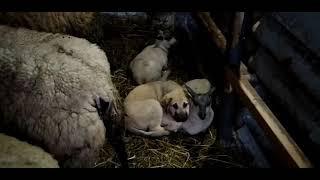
158, 30, 165, 40
149, 126, 171, 136
129, 126, 170, 137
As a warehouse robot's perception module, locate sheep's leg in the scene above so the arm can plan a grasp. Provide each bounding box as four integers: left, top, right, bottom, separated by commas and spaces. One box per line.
94, 97, 129, 168
107, 122, 129, 168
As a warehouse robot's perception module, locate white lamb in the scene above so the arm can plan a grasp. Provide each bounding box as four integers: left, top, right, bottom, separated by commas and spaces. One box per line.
130, 38, 177, 84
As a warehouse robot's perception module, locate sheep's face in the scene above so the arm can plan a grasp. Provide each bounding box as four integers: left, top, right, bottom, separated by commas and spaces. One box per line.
185, 85, 215, 120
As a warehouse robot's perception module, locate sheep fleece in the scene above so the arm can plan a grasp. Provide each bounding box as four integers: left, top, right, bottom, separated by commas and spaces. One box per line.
0, 12, 99, 40
0, 133, 59, 168
0, 25, 118, 167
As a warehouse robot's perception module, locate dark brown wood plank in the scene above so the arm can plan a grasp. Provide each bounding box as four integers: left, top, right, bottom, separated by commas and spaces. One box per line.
197, 12, 227, 54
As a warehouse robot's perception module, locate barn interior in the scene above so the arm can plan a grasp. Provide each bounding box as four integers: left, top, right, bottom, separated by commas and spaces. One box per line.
78, 12, 317, 168
96, 12, 254, 168
0, 12, 318, 168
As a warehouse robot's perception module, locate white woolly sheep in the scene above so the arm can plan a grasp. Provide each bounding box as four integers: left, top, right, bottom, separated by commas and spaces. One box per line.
0, 25, 121, 168
0, 12, 103, 43
0, 133, 59, 168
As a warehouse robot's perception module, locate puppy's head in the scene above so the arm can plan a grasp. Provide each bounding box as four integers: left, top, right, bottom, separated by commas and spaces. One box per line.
161, 89, 189, 122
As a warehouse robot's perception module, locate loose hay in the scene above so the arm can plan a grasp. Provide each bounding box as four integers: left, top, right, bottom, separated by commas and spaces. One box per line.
94, 26, 253, 168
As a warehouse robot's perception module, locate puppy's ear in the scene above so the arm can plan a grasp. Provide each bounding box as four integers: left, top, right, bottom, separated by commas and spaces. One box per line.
184, 85, 197, 98
183, 88, 191, 99
161, 94, 173, 108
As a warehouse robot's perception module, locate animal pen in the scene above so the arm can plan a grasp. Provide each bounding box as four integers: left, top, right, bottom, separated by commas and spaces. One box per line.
0, 12, 317, 168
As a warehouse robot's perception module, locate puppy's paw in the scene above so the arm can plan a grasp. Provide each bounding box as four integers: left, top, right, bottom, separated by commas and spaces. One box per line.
163, 122, 182, 132
161, 123, 168, 127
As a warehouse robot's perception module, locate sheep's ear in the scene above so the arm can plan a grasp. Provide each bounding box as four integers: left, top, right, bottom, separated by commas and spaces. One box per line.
100, 98, 112, 114
104, 99, 113, 114
94, 97, 111, 114
207, 86, 216, 96
168, 37, 177, 45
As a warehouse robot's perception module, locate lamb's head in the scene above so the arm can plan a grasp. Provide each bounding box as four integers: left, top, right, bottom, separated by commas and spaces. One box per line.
185, 85, 215, 120
155, 37, 177, 52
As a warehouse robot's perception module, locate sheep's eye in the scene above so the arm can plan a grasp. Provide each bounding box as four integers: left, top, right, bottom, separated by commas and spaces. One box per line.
183, 102, 188, 108
173, 103, 178, 109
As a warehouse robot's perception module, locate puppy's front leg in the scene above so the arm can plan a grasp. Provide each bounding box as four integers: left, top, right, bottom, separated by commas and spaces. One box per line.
161, 113, 182, 132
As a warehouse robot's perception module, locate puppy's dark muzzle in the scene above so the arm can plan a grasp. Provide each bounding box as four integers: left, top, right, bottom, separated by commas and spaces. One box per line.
174, 113, 188, 122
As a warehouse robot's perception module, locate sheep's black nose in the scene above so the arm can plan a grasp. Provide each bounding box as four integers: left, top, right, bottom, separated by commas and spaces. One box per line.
199, 112, 206, 120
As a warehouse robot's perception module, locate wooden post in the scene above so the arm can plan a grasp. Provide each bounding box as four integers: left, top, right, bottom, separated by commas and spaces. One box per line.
197, 12, 227, 54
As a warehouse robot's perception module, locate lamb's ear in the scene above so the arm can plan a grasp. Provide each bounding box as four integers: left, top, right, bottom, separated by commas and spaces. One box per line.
207, 86, 216, 96
184, 85, 197, 98
168, 37, 177, 45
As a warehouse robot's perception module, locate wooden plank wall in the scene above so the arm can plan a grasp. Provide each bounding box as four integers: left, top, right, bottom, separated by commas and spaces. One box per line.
249, 12, 320, 166
197, 12, 313, 167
